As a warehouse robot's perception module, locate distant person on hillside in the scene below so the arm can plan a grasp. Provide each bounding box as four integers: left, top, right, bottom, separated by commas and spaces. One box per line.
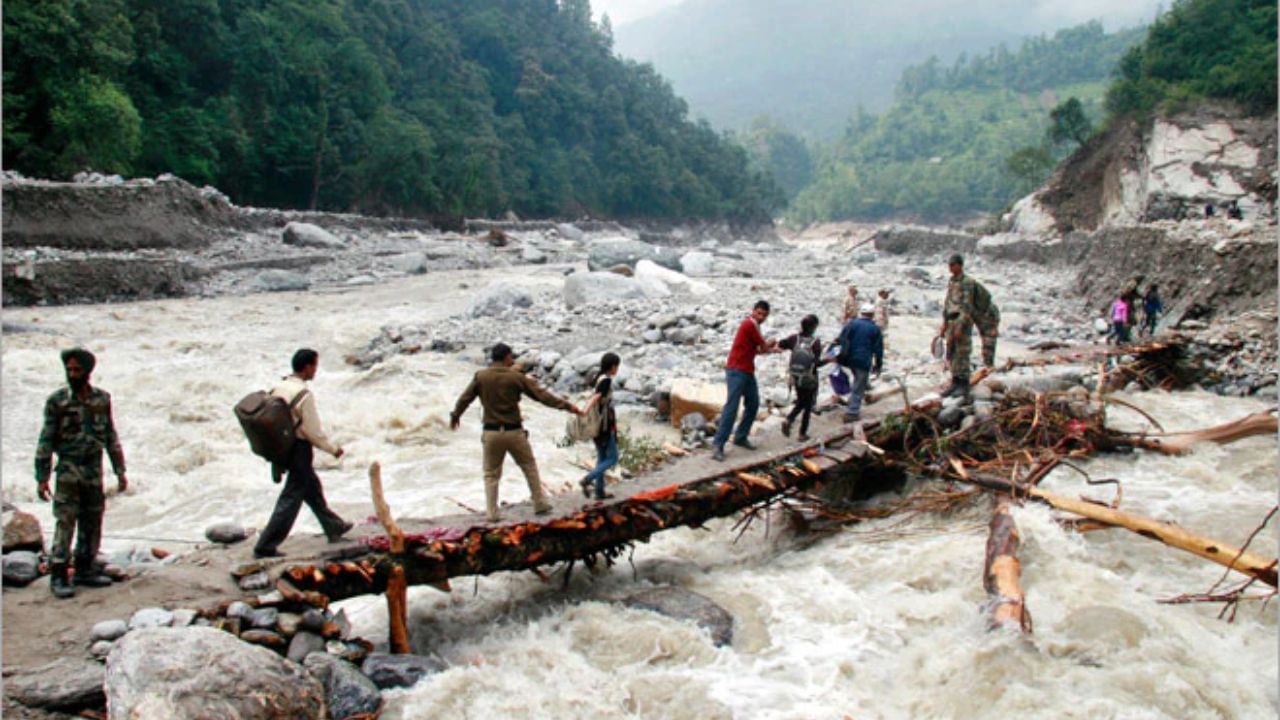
254, 349, 353, 559
837, 304, 883, 422
1109, 295, 1132, 345
579, 353, 621, 501
1141, 284, 1163, 336
712, 300, 780, 461
450, 343, 583, 522
873, 288, 892, 347
842, 285, 860, 323
1227, 199, 1243, 220
780, 314, 829, 442
1204, 203, 1216, 219
35, 348, 127, 598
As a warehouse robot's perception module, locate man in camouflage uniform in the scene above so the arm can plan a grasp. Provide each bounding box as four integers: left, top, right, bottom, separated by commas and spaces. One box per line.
35, 348, 127, 598
938, 254, 998, 397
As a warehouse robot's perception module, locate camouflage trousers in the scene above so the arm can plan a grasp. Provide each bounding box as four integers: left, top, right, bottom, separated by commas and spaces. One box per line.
976, 320, 998, 368
946, 320, 973, 381
50, 458, 105, 568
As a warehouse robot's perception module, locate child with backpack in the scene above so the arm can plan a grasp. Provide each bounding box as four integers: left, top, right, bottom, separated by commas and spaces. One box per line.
779, 315, 830, 442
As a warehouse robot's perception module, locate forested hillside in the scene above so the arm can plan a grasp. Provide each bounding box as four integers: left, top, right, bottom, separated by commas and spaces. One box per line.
787, 22, 1143, 224
1105, 0, 1275, 117
2, 0, 779, 221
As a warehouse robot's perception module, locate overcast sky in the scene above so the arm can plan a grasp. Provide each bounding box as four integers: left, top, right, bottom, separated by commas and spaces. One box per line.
595, 0, 1164, 29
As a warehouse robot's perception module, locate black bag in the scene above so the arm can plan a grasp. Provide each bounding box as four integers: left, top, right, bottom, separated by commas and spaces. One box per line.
234, 389, 309, 466
788, 336, 820, 390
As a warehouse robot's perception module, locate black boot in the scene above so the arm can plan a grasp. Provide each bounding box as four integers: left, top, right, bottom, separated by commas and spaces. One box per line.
73, 561, 113, 588
49, 565, 76, 599
944, 377, 970, 398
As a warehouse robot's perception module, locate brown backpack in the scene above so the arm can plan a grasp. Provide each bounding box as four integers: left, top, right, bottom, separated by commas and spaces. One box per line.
233, 389, 309, 465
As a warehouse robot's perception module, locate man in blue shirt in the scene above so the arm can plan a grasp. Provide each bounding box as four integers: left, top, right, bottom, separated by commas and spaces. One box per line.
837, 303, 884, 422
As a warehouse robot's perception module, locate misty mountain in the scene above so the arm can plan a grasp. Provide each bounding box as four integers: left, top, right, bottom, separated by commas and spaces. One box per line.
614, 0, 1160, 137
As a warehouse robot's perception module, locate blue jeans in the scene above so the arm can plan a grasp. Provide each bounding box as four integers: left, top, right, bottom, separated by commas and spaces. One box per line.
585, 433, 619, 496
713, 369, 759, 448
844, 366, 871, 420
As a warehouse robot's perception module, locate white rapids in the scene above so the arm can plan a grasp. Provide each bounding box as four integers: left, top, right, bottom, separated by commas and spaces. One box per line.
3, 269, 1275, 719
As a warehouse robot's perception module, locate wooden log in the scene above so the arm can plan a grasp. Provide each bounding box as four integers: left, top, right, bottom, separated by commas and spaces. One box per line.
1124, 410, 1277, 455
964, 472, 1278, 588
370, 462, 411, 654
983, 497, 1032, 633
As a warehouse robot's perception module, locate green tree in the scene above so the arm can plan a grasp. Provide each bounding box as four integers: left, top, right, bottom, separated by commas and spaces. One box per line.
1047, 97, 1093, 147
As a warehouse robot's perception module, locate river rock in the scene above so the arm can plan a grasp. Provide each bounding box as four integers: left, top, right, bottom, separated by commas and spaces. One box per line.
300, 608, 327, 633
521, 245, 548, 264
282, 222, 345, 249
106, 626, 325, 719
680, 251, 715, 276
226, 601, 252, 619
304, 653, 383, 720
8, 657, 105, 711
361, 652, 447, 690
386, 251, 427, 274
240, 629, 287, 650
937, 405, 965, 429
467, 281, 533, 317
3, 507, 43, 552
634, 259, 713, 296
247, 607, 279, 629
288, 631, 327, 663
252, 269, 310, 293
92, 619, 130, 642
555, 222, 585, 241
238, 570, 271, 592
171, 609, 198, 627
563, 272, 649, 309
2, 550, 41, 586
204, 521, 248, 544
587, 239, 681, 272
642, 329, 662, 343
669, 378, 725, 429
620, 586, 734, 647
129, 607, 174, 630
91, 640, 115, 660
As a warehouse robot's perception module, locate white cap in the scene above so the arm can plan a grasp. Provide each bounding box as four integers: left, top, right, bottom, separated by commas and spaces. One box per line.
859, 303, 875, 315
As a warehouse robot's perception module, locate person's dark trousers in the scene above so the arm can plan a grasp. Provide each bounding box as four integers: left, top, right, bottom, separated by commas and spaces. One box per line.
786, 384, 818, 436
713, 369, 759, 448
844, 366, 872, 420
255, 441, 346, 554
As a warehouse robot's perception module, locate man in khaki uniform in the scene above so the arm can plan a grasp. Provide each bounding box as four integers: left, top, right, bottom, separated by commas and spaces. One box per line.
841, 285, 860, 323
451, 343, 582, 522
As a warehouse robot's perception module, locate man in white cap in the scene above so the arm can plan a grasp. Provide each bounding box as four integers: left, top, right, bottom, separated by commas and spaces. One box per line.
835, 303, 884, 422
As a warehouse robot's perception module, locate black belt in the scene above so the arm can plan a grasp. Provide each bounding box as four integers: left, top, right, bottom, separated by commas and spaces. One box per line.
483, 423, 523, 431
944, 312, 960, 321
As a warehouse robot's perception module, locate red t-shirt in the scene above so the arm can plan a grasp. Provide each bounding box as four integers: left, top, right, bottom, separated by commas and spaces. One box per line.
725, 317, 767, 374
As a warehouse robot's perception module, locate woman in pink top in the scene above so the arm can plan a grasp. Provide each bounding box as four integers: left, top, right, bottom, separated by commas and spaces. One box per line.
1110, 296, 1131, 344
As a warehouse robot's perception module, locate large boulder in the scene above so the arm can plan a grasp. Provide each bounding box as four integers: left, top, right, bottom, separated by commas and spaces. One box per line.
563, 272, 650, 309
634, 260, 713, 296
8, 657, 105, 711
282, 222, 346, 250
679, 251, 716, 276
871, 225, 977, 258
669, 378, 726, 429
3, 550, 41, 586
3, 506, 43, 552
385, 252, 427, 275
587, 239, 681, 271
620, 586, 734, 647
251, 270, 310, 293
466, 281, 534, 317
106, 626, 325, 719
204, 522, 248, 544
304, 654, 382, 720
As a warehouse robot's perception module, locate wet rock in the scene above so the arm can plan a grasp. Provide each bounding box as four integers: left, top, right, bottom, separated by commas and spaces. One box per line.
92, 619, 130, 642
240, 629, 287, 650
129, 607, 174, 630
300, 608, 327, 633
204, 522, 248, 544
937, 405, 965, 429
238, 570, 271, 592
361, 652, 447, 690
252, 269, 310, 293
3, 507, 43, 552
3, 550, 41, 586
283, 222, 345, 249
288, 631, 328, 663
107, 627, 324, 719
8, 657, 105, 711
247, 607, 279, 629
620, 586, 734, 647
467, 281, 533, 317
277, 612, 302, 636
304, 653, 383, 720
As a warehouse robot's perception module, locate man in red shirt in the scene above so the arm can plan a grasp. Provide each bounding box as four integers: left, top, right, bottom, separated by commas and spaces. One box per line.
712, 300, 779, 461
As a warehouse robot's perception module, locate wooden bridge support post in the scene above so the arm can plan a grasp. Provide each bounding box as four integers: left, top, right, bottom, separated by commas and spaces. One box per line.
370, 463, 411, 654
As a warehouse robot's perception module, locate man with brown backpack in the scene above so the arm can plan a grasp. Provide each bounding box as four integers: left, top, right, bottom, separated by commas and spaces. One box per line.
250, 349, 352, 558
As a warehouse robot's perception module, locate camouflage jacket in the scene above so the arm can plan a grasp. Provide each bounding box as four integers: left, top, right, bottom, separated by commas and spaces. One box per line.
944, 274, 999, 328
35, 385, 126, 483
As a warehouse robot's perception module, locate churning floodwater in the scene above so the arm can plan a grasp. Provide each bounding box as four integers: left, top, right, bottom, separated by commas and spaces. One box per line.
3, 269, 1275, 719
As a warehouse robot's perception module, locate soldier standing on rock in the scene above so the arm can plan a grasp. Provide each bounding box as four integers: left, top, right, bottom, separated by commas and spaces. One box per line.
35, 348, 127, 598
938, 254, 998, 397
